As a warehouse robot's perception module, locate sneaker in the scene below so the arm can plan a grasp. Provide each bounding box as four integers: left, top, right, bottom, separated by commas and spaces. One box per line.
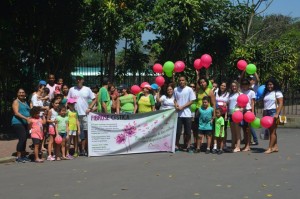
47, 155, 55, 161
16, 157, 26, 163
73, 152, 78, 158
22, 157, 31, 162
79, 151, 85, 156
66, 154, 74, 160
251, 141, 258, 145
212, 149, 218, 154
205, 149, 210, 154
194, 149, 201, 153
217, 150, 223, 155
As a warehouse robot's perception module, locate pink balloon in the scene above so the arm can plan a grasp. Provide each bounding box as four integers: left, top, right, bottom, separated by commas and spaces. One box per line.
140, 82, 150, 89
155, 76, 165, 87
193, 59, 202, 70
237, 94, 249, 108
237, 60, 247, 71
260, 116, 274, 128
174, 61, 185, 73
244, 111, 255, 123
131, 85, 141, 95
55, 136, 62, 144
153, 63, 163, 73
201, 54, 212, 68
232, 111, 243, 123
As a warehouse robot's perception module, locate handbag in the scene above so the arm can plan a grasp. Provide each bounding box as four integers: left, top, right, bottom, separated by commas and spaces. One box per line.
275, 92, 287, 125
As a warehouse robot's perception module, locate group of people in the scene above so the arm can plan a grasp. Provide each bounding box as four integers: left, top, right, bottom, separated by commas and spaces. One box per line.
11, 71, 283, 163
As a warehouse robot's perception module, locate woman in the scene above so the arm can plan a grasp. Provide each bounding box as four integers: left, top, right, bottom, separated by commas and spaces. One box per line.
240, 78, 256, 152
110, 84, 119, 114
116, 84, 137, 114
228, 80, 242, 152
262, 78, 283, 154
215, 81, 230, 149
12, 88, 31, 163
61, 84, 69, 106
156, 85, 175, 110
137, 84, 155, 113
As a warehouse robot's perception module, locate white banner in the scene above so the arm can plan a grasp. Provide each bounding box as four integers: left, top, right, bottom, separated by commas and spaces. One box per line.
88, 109, 178, 156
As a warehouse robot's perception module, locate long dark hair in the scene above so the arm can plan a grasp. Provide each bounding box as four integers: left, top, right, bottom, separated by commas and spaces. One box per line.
263, 77, 281, 98
197, 76, 209, 91
217, 81, 228, 97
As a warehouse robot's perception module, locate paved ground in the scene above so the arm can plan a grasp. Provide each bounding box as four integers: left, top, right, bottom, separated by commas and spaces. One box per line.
0, 128, 299, 199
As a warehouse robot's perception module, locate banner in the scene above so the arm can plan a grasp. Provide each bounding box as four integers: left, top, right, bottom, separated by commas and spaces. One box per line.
88, 109, 178, 156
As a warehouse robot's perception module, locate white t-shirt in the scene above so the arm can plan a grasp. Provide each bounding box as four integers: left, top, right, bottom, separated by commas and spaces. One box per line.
46, 83, 58, 100
242, 89, 256, 110
251, 84, 259, 93
67, 86, 95, 116
215, 92, 229, 107
228, 92, 241, 114
31, 93, 44, 116
173, 86, 196, 117
159, 95, 175, 110
263, 91, 283, 110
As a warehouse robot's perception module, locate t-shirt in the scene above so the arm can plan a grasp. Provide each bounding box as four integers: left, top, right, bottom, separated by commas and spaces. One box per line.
215, 92, 229, 114
11, 100, 30, 125
215, 116, 225, 137
67, 86, 95, 116
242, 89, 256, 110
119, 94, 135, 113
46, 83, 58, 100
173, 86, 196, 117
228, 92, 241, 114
196, 88, 212, 108
68, 110, 78, 131
263, 91, 283, 110
198, 106, 214, 130
31, 93, 44, 116
56, 115, 68, 133
30, 118, 44, 140
98, 87, 111, 113
159, 95, 175, 110
138, 94, 155, 113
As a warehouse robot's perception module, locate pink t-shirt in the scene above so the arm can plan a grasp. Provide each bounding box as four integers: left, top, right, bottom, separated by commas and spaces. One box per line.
30, 118, 44, 140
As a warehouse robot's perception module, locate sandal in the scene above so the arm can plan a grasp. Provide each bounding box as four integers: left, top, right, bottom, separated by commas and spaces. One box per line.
56, 157, 61, 161
242, 148, 250, 152
264, 149, 273, 154
35, 159, 44, 163
61, 157, 68, 160
233, 148, 241, 153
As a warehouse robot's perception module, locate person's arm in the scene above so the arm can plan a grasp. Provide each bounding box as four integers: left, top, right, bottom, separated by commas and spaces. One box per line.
240, 70, 246, 84
116, 97, 120, 114
275, 97, 283, 119
209, 90, 216, 118
177, 100, 194, 111
76, 113, 81, 135
12, 100, 31, 123
254, 72, 260, 83
55, 122, 59, 137
41, 115, 46, 125
251, 98, 255, 113
66, 120, 69, 139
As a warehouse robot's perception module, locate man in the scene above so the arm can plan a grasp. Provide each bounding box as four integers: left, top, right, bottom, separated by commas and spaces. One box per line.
46, 74, 58, 100
97, 77, 111, 113
173, 76, 196, 152
67, 74, 95, 156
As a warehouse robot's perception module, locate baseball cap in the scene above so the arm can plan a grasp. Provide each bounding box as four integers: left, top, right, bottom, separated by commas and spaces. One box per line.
143, 84, 152, 90
39, 80, 47, 86
67, 98, 77, 104
151, 83, 159, 90
76, 74, 84, 79
249, 75, 256, 80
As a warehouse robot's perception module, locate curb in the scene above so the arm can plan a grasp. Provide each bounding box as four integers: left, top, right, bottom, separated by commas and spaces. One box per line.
0, 156, 16, 164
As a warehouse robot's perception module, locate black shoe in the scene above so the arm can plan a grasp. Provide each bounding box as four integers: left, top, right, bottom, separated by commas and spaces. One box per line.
251, 141, 258, 146
212, 149, 218, 154
16, 157, 26, 163
217, 150, 223, 155
194, 149, 201, 153
22, 156, 31, 162
205, 149, 210, 154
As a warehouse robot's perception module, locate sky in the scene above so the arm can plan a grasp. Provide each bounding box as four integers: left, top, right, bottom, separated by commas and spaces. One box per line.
264, 0, 300, 18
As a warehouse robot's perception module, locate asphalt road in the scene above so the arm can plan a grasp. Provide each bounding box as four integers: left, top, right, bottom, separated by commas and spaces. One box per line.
0, 128, 299, 199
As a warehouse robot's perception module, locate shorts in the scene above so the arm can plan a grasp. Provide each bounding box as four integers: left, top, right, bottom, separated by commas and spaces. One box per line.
49, 125, 56, 135
69, 130, 77, 136
59, 133, 67, 138
32, 138, 42, 145
263, 109, 276, 117
198, 130, 212, 136
215, 131, 225, 138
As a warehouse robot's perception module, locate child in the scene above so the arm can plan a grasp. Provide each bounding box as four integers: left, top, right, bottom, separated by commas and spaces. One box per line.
29, 106, 46, 163
195, 96, 214, 154
66, 98, 80, 158
40, 87, 50, 107
55, 105, 70, 160
46, 98, 60, 161
212, 108, 225, 155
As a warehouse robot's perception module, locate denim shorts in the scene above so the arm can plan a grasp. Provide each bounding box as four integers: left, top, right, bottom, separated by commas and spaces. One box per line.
59, 133, 67, 138
263, 109, 276, 117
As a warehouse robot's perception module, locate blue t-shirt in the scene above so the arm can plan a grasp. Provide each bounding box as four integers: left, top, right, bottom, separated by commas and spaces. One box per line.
198, 107, 214, 130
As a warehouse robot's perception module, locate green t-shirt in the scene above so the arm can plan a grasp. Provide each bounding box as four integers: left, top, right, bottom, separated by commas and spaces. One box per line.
68, 110, 78, 131
215, 116, 225, 137
56, 115, 68, 133
137, 94, 155, 113
119, 94, 135, 113
97, 87, 111, 113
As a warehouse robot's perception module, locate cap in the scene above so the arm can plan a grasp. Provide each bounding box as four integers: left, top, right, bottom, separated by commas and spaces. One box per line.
76, 74, 84, 79
118, 84, 128, 90
249, 75, 256, 80
39, 80, 47, 86
151, 83, 159, 90
67, 98, 77, 104
143, 84, 152, 90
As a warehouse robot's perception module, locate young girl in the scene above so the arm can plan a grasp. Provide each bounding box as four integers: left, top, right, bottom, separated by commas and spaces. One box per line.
195, 96, 214, 154
29, 106, 46, 163
47, 98, 60, 161
55, 105, 69, 160
212, 108, 225, 155
67, 98, 80, 158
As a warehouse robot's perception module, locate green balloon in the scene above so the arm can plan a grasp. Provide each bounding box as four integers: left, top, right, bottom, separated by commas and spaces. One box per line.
208, 81, 213, 89
250, 117, 261, 128
165, 71, 173, 77
163, 61, 175, 73
246, 64, 257, 74
190, 104, 197, 112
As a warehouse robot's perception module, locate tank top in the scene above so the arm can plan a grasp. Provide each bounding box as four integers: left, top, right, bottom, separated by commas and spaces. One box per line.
11, 100, 30, 125
49, 108, 58, 127
196, 88, 211, 108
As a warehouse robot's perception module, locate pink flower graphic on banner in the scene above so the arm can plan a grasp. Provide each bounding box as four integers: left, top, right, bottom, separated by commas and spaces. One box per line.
116, 133, 126, 144
123, 123, 137, 137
